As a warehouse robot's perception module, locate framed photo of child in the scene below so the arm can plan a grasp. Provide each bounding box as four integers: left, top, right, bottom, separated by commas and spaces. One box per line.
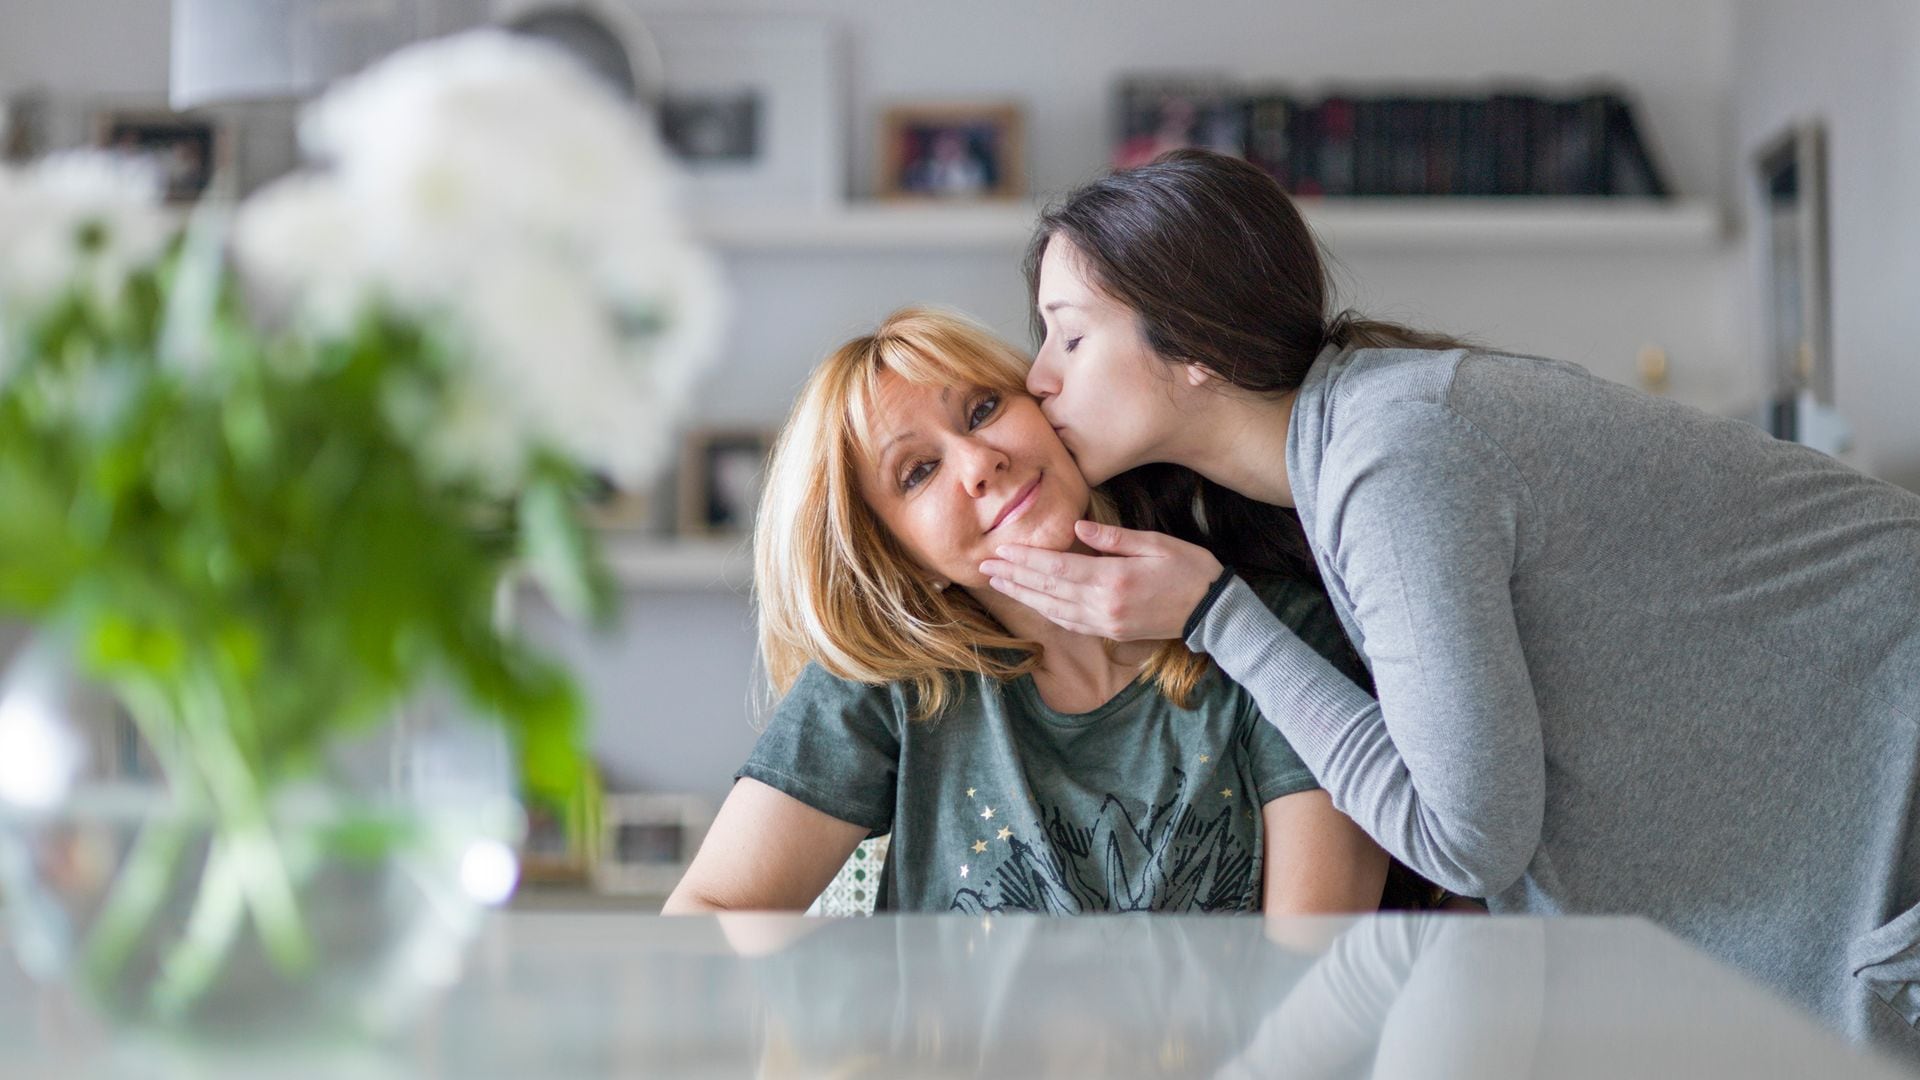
92, 109, 229, 204
877, 103, 1026, 202
592, 793, 713, 897
677, 427, 775, 536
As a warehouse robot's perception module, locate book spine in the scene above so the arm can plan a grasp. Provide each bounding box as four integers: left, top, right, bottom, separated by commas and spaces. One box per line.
1606, 95, 1673, 197
1489, 93, 1532, 196
1288, 99, 1324, 196
1318, 95, 1357, 196
1428, 97, 1463, 196
1246, 91, 1295, 190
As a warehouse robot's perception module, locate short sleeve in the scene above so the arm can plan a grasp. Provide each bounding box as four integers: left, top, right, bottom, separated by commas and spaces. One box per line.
1248, 715, 1320, 803
736, 663, 903, 836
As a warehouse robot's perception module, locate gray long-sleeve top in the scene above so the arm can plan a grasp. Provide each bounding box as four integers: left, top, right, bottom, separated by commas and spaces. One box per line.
1187, 344, 1920, 1050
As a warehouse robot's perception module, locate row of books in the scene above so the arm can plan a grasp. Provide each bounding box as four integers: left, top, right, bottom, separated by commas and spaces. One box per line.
1114, 81, 1673, 199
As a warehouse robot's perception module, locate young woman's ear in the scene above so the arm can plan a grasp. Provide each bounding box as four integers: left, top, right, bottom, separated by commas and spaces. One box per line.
1184, 362, 1217, 388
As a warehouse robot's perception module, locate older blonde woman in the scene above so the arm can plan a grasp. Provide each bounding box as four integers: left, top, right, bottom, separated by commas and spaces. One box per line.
663, 308, 1389, 915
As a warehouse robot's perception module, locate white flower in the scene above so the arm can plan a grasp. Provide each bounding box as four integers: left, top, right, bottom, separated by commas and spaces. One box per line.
233, 28, 726, 493
299, 30, 679, 247
232, 174, 376, 337
0, 152, 173, 313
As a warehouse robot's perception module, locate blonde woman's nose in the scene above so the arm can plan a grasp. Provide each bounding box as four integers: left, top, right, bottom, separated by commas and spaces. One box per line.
955, 439, 1009, 496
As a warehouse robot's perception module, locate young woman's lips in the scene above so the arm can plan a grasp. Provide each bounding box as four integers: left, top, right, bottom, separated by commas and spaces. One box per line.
989, 474, 1043, 532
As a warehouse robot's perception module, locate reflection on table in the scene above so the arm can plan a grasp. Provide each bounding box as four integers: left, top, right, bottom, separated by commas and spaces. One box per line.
2, 913, 1909, 1078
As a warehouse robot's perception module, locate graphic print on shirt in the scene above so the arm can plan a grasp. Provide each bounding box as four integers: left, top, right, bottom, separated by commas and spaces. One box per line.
946, 769, 1259, 914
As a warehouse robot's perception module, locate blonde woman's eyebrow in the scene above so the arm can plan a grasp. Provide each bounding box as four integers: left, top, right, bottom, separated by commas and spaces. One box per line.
874, 387, 982, 460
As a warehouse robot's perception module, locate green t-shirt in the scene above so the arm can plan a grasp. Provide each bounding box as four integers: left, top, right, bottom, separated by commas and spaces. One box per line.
738, 574, 1368, 914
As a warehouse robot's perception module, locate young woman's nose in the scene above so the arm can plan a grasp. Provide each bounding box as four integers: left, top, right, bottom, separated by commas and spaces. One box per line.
1026, 346, 1060, 401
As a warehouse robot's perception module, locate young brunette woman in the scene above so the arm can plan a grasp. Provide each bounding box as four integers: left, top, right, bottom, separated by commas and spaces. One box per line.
981, 150, 1920, 1051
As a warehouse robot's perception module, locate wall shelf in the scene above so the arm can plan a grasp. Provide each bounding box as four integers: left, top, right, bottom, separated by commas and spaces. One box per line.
597, 535, 753, 592
694, 197, 1724, 254
694, 203, 1037, 252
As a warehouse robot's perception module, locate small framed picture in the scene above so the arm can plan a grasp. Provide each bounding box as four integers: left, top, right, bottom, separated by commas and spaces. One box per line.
92, 109, 228, 204
582, 473, 656, 533
878, 103, 1026, 201
518, 774, 602, 887
1112, 78, 1248, 171
677, 428, 774, 536
662, 92, 760, 163
649, 16, 842, 210
593, 793, 713, 896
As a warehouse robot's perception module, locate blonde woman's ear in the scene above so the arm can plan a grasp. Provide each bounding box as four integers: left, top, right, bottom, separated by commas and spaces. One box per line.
933, 580, 950, 591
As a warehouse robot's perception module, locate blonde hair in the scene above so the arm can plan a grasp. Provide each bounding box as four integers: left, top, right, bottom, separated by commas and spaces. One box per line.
753, 306, 1211, 721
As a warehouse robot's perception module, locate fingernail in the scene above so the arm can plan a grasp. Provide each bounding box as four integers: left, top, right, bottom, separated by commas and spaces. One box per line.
989, 577, 1006, 590
995, 546, 1011, 558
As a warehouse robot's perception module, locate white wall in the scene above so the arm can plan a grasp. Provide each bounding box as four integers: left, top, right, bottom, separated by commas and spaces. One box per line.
600, 0, 1756, 798
5, 1, 1776, 798
0, 1, 169, 98
1730, 1, 1920, 491
635, 0, 1752, 430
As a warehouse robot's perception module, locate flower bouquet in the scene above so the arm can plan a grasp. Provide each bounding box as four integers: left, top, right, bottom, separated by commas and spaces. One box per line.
0, 30, 720, 1043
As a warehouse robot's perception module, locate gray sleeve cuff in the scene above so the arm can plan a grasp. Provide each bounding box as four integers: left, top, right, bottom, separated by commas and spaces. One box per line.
1180, 565, 1239, 641
1185, 574, 1376, 762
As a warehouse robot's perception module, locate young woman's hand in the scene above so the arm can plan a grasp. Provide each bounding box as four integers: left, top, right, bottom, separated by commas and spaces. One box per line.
979, 520, 1225, 641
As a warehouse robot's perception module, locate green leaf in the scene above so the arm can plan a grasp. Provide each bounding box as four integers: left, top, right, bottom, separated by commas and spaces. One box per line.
516, 475, 612, 625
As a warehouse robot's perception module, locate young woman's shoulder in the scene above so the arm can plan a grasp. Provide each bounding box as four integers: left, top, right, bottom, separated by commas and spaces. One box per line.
1334, 345, 1473, 409
1341, 345, 1601, 417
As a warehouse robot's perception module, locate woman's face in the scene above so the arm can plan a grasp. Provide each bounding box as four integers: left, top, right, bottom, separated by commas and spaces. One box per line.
1028, 236, 1187, 486
857, 372, 1090, 591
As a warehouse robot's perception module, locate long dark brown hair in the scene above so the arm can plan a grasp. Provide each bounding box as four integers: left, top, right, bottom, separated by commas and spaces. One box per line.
1025, 148, 1475, 579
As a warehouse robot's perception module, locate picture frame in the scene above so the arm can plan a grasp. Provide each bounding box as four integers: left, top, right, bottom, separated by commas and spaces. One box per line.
877, 103, 1026, 202
581, 472, 657, 533
592, 793, 713, 897
677, 428, 775, 537
518, 768, 603, 887
0, 93, 34, 163
91, 108, 229, 204
1753, 120, 1832, 409
1112, 77, 1248, 171
647, 15, 841, 210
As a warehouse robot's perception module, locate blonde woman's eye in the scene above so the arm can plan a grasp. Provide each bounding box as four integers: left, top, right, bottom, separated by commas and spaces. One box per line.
902, 460, 934, 490
1064, 337, 1083, 354
969, 394, 1000, 428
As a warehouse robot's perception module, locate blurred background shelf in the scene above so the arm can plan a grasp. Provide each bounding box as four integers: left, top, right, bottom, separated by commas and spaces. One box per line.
693, 198, 1724, 254
597, 535, 753, 592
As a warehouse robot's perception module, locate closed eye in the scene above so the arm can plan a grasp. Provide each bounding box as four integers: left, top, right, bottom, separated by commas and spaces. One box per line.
1064, 336, 1082, 353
